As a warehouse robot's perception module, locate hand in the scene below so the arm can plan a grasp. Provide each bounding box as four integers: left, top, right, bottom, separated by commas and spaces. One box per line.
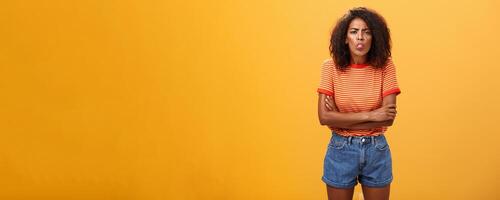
325, 95, 334, 111
369, 104, 397, 122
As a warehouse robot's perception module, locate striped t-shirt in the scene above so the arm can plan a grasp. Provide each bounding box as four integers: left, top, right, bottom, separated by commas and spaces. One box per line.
317, 57, 401, 136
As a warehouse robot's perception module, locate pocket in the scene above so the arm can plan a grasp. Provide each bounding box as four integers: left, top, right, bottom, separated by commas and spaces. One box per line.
374, 136, 389, 151
329, 137, 347, 150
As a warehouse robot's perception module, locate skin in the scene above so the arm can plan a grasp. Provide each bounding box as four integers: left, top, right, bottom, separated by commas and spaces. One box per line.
318, 17, 397, 200
347, 17, 372, 64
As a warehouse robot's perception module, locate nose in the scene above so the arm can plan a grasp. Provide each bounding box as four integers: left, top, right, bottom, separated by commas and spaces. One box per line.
356, 32, 364, 41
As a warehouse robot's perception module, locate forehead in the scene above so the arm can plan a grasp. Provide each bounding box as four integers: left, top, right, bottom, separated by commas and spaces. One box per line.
348, 18, 369, 29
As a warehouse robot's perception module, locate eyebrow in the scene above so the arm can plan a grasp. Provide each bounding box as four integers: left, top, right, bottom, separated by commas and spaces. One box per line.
349, 28, 370, 31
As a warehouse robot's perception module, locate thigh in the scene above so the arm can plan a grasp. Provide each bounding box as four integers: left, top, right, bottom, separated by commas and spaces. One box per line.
322, 133, 360, 188
326, 184, 354, 200
361, 184, 390, 200
359, 135, 393, 188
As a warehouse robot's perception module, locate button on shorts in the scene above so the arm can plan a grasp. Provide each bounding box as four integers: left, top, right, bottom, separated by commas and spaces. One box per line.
322, 131, 393, 188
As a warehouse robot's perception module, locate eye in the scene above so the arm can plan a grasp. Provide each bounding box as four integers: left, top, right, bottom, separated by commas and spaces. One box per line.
350, 31, 357, 34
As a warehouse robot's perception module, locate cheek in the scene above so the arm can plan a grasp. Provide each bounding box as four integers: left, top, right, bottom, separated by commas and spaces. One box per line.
346, 35, 356, 45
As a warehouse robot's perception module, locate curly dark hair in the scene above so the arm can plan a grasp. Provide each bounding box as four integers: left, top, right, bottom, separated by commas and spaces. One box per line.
329, 7, 391, 70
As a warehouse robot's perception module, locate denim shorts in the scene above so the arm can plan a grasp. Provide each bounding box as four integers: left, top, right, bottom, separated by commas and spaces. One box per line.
322, 131, 393, 188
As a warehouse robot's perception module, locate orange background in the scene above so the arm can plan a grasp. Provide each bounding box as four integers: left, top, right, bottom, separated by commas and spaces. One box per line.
1, 1, 499, 199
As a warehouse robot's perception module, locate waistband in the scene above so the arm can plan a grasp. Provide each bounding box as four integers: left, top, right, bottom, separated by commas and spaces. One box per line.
333, 131, 384, 145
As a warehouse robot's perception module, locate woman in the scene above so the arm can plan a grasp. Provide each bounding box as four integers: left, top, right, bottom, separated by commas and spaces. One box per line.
317, 7, 401, 200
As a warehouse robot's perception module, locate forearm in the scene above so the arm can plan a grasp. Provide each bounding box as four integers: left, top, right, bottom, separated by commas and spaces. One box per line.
348, 119, 394, 130
319, 110, 373, 129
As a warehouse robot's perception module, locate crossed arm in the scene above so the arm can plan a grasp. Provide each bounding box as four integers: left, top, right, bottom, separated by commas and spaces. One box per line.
317, 93, 398, 130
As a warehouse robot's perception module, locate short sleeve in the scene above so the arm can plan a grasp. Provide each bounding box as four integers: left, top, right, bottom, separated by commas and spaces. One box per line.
382, 57, 401, 97
316, 59, 334, 96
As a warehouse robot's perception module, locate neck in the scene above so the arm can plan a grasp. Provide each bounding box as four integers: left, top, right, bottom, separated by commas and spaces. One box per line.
351, 55, 367, 64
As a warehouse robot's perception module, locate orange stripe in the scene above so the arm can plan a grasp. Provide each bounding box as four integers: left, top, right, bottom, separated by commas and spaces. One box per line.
317, 88, 333, 95
382, 88, 401, 97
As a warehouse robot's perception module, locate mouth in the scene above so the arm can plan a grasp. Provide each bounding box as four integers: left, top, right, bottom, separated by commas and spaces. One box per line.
356, 43, 364, 50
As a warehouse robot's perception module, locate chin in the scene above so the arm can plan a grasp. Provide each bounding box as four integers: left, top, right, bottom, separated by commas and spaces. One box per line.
352, 52, 368, 57
350, 49, 369, 57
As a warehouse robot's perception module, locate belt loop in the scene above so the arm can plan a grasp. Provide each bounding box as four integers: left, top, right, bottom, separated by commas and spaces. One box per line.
348, 136, 352, 145
371, 136, 375, 145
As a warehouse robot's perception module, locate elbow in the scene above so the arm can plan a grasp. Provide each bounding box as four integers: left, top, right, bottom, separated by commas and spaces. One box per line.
386, 119, 394, 126
319, 115, 344, 128
319, 113, 329, 126
319, 116, 327, 126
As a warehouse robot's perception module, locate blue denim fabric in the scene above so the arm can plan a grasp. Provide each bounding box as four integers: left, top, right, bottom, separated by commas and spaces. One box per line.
322, 131, 393, 188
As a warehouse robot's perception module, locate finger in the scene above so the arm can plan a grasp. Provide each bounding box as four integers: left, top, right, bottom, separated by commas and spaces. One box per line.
327, 100, 333, 108
326, 98, 333, 106
387, 109, 397, 114
384, 103, 396, 108
384, 104, 396, 109
325, 103, 332, 110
